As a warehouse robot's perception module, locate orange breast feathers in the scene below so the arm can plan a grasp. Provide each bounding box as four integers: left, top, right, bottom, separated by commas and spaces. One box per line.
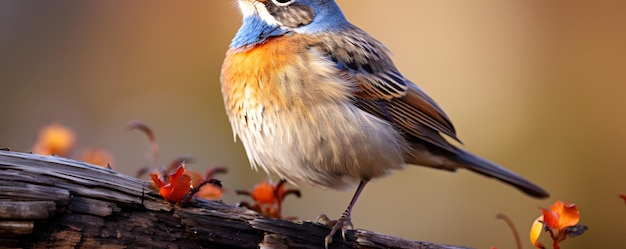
221, 34, 352, 114
221, 36, 302, 111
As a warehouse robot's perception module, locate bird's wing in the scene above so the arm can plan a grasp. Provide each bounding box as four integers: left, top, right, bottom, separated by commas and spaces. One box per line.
316, 27, 461, 153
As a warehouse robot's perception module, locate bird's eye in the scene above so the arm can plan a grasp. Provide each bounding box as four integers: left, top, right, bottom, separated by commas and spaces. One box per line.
271, 0, 295, 7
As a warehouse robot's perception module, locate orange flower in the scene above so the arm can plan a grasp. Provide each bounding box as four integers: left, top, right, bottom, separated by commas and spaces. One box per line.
530, 200, 586, 249
195, 167, 227, 200
251, 181, 278, 205
540, 201, 579, 231
150, 164, 191, 202
236, 179, 300, 219
184, 167, 226, 200
196, 184, 223, 200
32, 123, 76, 156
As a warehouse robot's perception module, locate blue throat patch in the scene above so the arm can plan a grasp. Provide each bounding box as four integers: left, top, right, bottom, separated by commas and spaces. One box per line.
230, 15, 287, 49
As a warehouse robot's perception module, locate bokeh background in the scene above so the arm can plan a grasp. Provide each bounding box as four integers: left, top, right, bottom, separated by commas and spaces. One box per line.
1, 1, 625, 248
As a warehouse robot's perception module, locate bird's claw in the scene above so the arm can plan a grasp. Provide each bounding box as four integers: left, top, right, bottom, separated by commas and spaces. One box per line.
320, 210, 353, 249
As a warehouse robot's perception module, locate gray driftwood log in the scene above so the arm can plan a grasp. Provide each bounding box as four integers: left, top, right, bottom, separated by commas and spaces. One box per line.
0, 150, 471, 249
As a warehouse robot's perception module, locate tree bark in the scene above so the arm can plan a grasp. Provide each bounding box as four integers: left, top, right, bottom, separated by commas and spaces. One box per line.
0, 150, 472, 249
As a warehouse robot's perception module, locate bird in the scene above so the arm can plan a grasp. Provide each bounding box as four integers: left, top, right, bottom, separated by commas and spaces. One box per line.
220, 0, 549, 247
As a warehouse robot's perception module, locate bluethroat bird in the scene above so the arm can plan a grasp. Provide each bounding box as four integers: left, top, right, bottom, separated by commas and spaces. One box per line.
221, 0, 549, 247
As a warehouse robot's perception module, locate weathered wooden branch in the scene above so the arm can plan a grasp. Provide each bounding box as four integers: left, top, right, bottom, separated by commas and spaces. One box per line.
0, 150, 472, 249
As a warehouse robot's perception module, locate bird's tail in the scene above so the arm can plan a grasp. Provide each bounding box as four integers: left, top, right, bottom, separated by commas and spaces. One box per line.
456, 149, 549, 198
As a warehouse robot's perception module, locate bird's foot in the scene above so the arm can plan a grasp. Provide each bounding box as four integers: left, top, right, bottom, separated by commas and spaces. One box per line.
316, 210, 353, 249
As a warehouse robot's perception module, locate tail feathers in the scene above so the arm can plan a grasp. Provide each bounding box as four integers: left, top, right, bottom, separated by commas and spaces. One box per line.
457, 149, 549, 199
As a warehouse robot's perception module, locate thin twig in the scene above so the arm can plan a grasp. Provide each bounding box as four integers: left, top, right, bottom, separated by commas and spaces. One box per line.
496, 213, 522, 249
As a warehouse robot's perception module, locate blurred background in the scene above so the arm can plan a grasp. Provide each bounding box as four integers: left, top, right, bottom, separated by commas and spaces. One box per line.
1, 0, 625, 248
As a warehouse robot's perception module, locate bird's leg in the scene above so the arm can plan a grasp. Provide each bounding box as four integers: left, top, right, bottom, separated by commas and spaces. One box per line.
323, 180, 368, 248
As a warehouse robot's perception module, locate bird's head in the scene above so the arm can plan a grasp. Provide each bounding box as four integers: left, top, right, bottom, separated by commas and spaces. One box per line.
230, 0, 349, 49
